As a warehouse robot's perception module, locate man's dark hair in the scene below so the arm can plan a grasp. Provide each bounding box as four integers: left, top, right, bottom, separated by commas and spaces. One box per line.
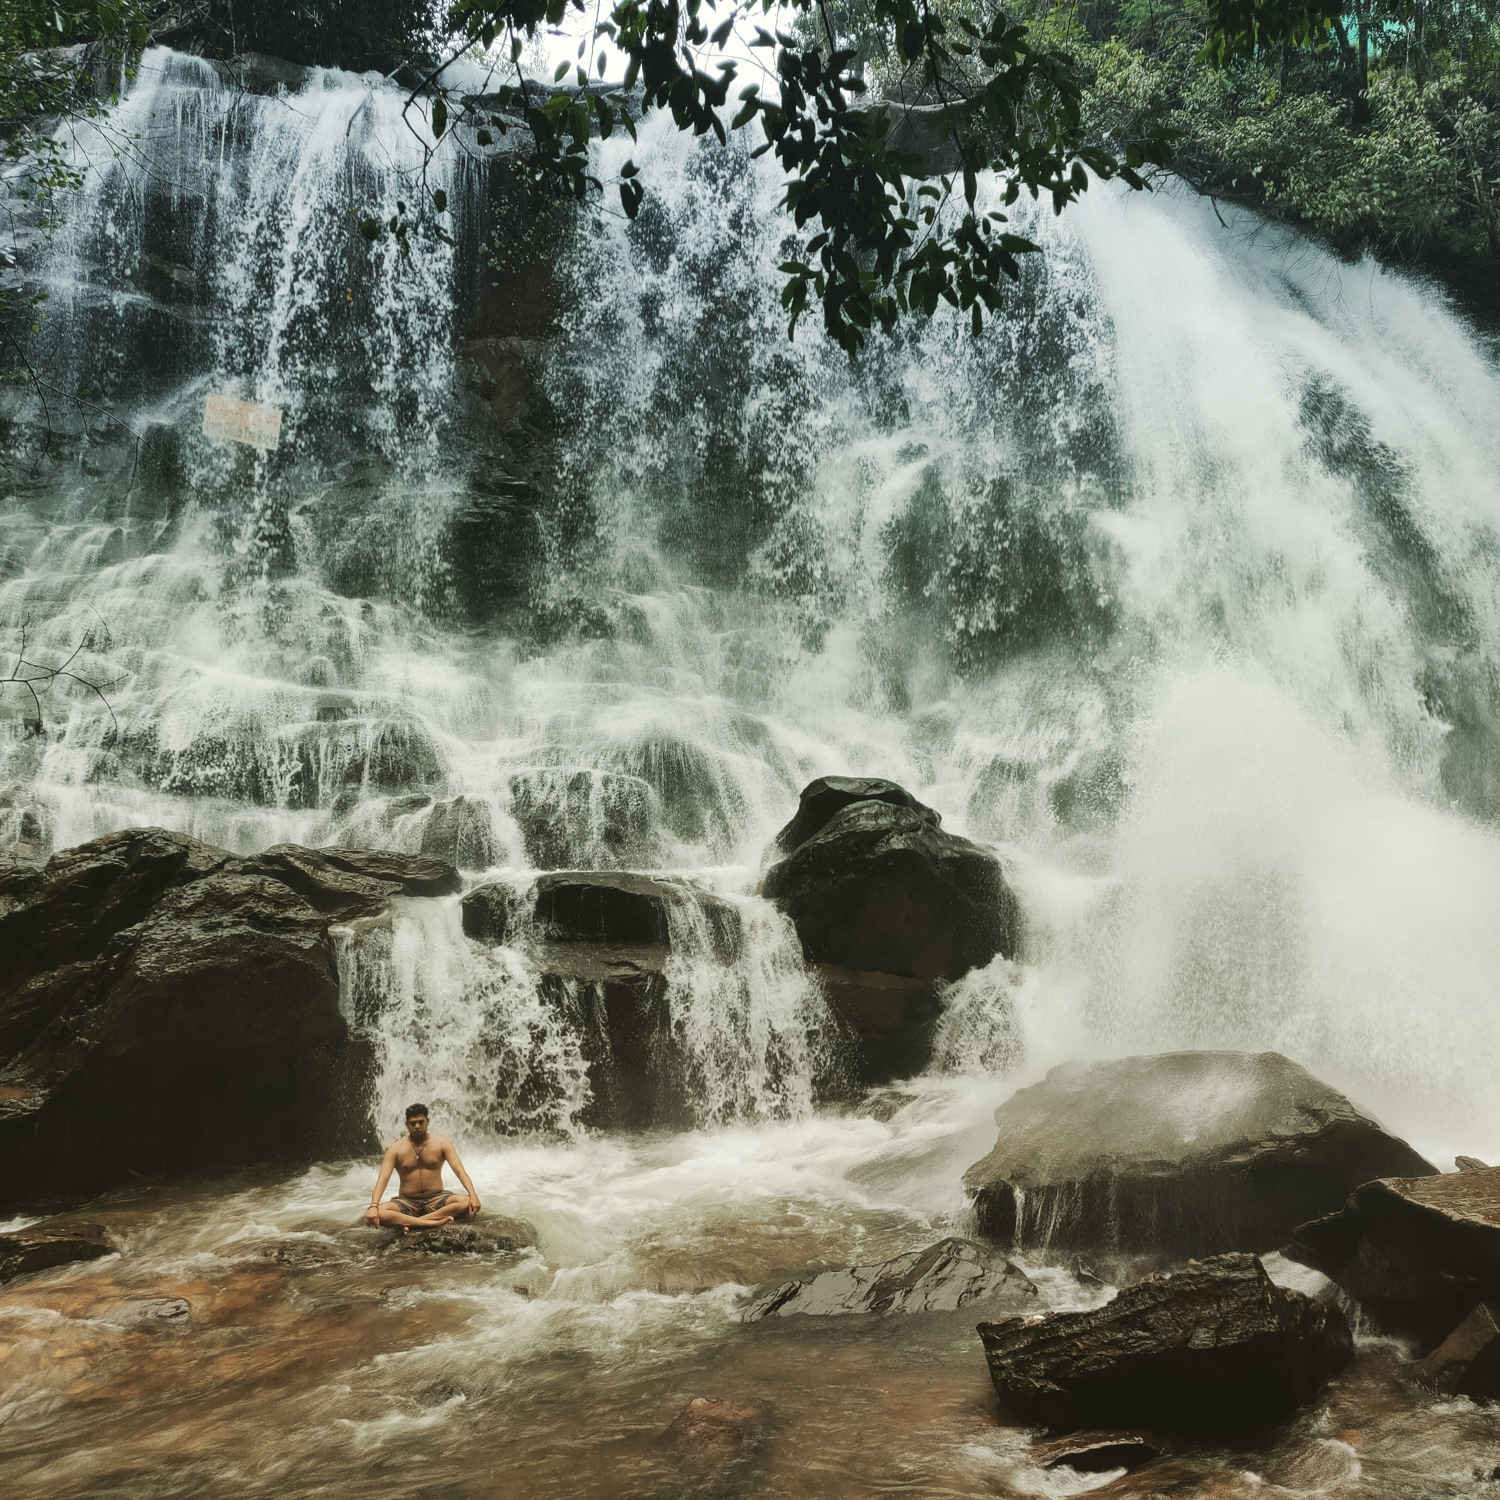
405, 1102, 429, 1120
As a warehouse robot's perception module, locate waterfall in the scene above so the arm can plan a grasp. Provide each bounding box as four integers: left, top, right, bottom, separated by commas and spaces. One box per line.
5, 50, 1500, 1150
338, 886, 837, 1137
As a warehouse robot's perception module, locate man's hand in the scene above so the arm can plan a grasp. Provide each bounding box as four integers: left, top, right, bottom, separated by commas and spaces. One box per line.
468, 1196, 481, 1219
364, 1204, 381, 1227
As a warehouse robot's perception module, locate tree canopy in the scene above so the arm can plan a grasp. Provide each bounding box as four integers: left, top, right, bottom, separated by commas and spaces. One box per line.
427, 0, 1353, 350
4, 0, 1496, 354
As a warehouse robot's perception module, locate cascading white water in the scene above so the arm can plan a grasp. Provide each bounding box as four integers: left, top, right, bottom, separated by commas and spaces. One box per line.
5, 52, 1500, 1153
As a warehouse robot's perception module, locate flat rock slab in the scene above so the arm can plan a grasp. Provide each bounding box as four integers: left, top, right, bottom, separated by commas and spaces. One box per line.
382, 1216, 539, 1257
744, 1236, 1038, 1320
0, 1222, 115, 1284
964, 1050, 1434, 1258
1291, 1166, 1500, 1344
977, 1252, 1352, 1433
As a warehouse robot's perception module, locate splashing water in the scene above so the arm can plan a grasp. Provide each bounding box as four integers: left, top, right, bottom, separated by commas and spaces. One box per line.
2, 52, 1500, 1156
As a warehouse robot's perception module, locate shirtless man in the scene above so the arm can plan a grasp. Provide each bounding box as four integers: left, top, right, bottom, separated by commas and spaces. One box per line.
364, 1103, 482, 1231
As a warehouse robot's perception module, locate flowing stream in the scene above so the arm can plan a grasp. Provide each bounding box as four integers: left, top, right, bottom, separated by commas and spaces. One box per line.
3, 47, 1500, 1497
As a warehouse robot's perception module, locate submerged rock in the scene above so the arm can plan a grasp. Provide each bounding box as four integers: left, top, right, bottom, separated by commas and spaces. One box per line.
1288, 1165, 1500, 1345
744, 1237, 1038, 1320
0, 1222, 115, 1284
764, 784, 1017, 982
385, 1216, 539, 1256
654, 1396, 768, 1499
977, 1253, 1352, 1432
963, 1051, 1435, 1258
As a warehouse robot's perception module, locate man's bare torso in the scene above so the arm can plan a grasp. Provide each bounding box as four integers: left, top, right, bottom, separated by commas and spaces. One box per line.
391, 1133, 451, 1197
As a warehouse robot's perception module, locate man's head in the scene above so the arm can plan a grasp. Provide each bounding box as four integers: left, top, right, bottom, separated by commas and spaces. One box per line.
405, 1103, 429, 1142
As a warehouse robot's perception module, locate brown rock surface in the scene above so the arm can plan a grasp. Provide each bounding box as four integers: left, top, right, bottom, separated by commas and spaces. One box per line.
0, 1221, 115, 1283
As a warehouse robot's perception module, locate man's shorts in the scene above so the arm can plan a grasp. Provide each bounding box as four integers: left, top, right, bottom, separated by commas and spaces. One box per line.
392, 1190, 455, 1216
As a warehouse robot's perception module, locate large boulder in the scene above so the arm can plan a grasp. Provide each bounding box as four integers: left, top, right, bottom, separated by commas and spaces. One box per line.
763, 781, 1017, 981
0, 829, 459, 1208
1288, 1166, 1500, 1346
977, 1253, 1352, 1432
743, 1236, 1038, 1320
963, 1051, 1435, 1258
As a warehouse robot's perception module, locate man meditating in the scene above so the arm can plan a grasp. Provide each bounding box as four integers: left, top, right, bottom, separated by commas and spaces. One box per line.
364, 1103, 482, 1231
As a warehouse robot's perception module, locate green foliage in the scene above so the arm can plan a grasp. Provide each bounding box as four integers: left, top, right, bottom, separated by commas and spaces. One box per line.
0, 0, 153, 346
426, 0, 1372, 351
1069, 0, 1500, 288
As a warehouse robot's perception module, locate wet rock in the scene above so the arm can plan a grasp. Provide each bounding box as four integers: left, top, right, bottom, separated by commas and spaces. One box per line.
0, 870, 376, 1206
0, 829, 465, 1206
744, 1236, 1038, 1320
1456, 1155, 1490, 1173
1032, 1430, 1166, 1473
0, 827, 227, 1004
464, 871, 742, 960
606, 730, 748, 855
814, 964, 942, 1085
459, 881, 520, 946
418, 795, 500, 870
772, 775, 934, 855
100, 1297, 191, 1333
977, 1253, 1352, 1432
241, 844, 460, 919
1411, 1302, 1500, 1400
211, 52, 316, 95
383, 1216, 538, 1256
1288, 1165, 1500, 1345
964, 1051, 1435, 1258
0, 1222, 114, 1284
507, 767, 659, 870
763, 786, 1018, 981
